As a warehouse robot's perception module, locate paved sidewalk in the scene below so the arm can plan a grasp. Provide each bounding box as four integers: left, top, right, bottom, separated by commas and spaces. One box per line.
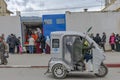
104, 52, 120, 64
104, 52, 120, 67
0, 52, 120, 68
7, 53, 50, 66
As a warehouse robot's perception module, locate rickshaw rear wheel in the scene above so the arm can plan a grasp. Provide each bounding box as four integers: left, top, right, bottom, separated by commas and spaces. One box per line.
95, 63, 108, 77
52, 63, 67, 79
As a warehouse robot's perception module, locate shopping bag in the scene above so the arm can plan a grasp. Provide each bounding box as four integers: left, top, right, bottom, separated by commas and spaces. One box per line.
19, 45, 22, 53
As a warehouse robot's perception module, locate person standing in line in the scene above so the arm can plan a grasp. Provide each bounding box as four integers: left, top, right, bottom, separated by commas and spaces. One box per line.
45, 36, 50, 54
16, 37, 21, 53
27, 28, 32, 37
36, 28, 43, 53
37, 28, 42, 39
36, 33, 42, 53
101, 32, 106, 51
115, 34, 120, 51
7, 34, 16, 54
0, 36, 7, 65
40, 34, 46, 53
28, 36, 35, 53
94, 33, 101, 46
109, 33, 116, 51
6, 35, 11, 53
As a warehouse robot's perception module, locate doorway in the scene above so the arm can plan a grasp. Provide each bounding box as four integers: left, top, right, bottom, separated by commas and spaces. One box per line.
21, 22, 43, 53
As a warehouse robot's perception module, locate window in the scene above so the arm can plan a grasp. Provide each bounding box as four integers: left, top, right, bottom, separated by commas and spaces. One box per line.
56, 19, 65, 24
52, 39, 59, 48
44, 19, 52, 24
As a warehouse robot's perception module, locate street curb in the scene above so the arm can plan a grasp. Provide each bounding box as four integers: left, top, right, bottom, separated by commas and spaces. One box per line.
106, 64, 120, 68
0, 65, 48, 68
0, 64, 120, 68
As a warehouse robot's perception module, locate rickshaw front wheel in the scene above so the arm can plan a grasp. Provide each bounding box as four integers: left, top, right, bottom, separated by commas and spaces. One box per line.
52, 63, 67, 79
95, 63, 108, 77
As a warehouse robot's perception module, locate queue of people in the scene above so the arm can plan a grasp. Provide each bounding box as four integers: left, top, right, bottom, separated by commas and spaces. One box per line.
6, 34, 21, 54
27, 33, 46, 54
90, 32, 120, 52
90, 32, 106, 51
109, 33, 120, 52
2, 31, 120, 55
3, 27, 50, 54
25, 28, 50, 54
0, 31, 50, 64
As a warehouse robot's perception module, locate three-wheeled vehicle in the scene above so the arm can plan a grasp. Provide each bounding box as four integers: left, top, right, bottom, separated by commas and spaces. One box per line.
46, 31, 108, 79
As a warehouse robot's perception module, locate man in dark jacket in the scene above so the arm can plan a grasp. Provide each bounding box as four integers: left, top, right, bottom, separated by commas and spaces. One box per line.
7, 34, 17, 53
115, 34, 120, 51
40, 35, 46, 53
16, 37, 21, 53
94, 33, 101, 46
101, 32, 106, 51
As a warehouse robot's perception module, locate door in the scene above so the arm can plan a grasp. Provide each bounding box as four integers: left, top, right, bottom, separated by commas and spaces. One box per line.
63, 35, 83, 65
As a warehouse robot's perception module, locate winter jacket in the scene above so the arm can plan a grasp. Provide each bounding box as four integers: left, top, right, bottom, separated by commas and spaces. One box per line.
109, 35, 115, 44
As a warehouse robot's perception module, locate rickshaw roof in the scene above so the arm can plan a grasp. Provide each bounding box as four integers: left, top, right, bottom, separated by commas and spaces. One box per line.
51, 31, 85, 37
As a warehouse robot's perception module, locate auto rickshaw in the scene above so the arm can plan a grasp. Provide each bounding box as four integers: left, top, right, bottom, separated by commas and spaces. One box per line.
45, 30, 108, 79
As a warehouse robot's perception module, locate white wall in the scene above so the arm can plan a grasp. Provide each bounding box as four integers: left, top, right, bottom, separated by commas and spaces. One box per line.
66, 12, 120, 50
0, 16, 22, 41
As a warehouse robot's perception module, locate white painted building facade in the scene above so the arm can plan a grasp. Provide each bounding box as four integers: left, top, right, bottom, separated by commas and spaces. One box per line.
0, 11, 120, 50
66, 11, 120, 50
0, 16, 22, 40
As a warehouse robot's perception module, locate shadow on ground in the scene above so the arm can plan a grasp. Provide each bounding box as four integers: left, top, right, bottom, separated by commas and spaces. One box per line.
46, 73, 105, 80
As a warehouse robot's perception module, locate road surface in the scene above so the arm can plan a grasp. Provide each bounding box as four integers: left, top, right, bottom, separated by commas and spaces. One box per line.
0, 68, 120, 80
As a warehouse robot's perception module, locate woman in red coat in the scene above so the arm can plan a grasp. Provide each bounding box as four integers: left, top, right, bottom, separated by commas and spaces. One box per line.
109, 33, 116, 51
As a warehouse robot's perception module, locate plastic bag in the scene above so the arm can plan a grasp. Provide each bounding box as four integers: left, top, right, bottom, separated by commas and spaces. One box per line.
4, 51, 9, 58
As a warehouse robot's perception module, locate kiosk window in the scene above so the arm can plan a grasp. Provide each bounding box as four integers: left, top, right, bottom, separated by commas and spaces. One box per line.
56, 19, 65, 24
52, 39, 59, 48
44, 19, 52, 24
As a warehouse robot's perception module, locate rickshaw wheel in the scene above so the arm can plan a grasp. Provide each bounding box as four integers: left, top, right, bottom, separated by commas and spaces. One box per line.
52, 63, 67, 79
95, 63, 108, 77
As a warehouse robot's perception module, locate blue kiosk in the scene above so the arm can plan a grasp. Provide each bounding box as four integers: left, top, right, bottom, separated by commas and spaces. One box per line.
42, 14, 66, 38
